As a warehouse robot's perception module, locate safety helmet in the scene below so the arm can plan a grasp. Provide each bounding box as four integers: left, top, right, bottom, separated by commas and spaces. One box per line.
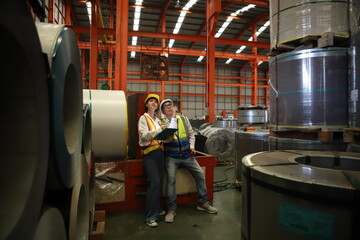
144, 94, 160, 104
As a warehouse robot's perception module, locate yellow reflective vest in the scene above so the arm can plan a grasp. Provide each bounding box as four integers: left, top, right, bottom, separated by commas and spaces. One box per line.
142, 115, 164, 155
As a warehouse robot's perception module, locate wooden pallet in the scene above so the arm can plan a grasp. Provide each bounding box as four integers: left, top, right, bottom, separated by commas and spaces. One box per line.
268, 32, 350, 57
270, 127, 344, 142
343, 129, 360, 144
90, 210, 105, 240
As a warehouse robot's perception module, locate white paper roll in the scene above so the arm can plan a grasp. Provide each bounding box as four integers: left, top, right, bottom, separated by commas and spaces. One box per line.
0, 1, 49, 239
83, 89, 128, 159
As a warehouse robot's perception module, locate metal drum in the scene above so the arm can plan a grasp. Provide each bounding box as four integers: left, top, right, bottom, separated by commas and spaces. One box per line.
350, 31, 360, 128
242, 151, 360, 240
269, 48, 349, 129
214, 119, 237, 129
238, 109, 268, 124
270, 0, 349, 49
234, 130, 269, 184
269, 136, 348, 152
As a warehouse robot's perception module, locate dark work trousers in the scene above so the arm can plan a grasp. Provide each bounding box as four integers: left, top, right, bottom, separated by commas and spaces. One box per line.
142, 149, 165, 222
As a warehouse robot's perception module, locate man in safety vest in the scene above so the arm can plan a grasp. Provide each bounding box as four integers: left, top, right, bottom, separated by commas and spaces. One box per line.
160, 99, 218, 223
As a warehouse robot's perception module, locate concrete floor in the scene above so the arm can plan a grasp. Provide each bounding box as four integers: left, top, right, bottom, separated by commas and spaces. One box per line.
104, 166, 241, 240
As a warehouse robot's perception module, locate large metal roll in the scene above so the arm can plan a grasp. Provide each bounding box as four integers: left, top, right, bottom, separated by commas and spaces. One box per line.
350, 0, 360, 34
238, 109, 268, 124
214, 119, 237, 129
83, 89, 128, 159
36, 23, 83, 189
33, 207, 67, 240
270, 0, 349, 49
269, 48, 348, 128
349, 31, 360, 128
0, 1, 49, 239
242, 151, 360, 240
199, 126, 235, 164
234, 130, 269, 184
269, 136, 348, 152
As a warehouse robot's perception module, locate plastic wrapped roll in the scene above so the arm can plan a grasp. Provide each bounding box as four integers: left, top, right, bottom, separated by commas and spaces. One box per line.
83, 89, 128, 159
238, 109, 268, 124
349, 31, 360, 128
36, 23, 83, 189
269, 48, 348, 128
270, 0, 349, 49
33, 207, 67, 240
242, 151, 360, 240
82, 104, 92, 165
0, 1, 49, 239
234, 130, 269, 184
269, 136, 348, 151
199, 126, 235, 164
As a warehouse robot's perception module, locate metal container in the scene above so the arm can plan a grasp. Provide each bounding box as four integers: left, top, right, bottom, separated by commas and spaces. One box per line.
242, 150, 360, 240
269, 136, 348, 152
269, 48, 349, 128
234, 130, 269, 184
238, 109, 268, 124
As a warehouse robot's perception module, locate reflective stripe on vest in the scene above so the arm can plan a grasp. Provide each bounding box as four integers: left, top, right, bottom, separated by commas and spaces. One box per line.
164, 115, 190, 157
142, 115, 163, 155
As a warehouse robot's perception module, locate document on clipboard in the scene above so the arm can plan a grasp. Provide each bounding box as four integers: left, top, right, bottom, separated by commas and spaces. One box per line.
154, 117, 178, 140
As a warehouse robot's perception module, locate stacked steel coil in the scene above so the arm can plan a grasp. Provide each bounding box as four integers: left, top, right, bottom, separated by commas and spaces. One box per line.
269, 48, 349, 129
0, 2, 91, 238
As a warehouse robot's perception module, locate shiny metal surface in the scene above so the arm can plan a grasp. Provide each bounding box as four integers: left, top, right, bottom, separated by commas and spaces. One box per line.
350, 31, 360, 128
241, 150, 360, 240
269, 136, 348, 151
235, 130, 269, 183
238, 109, 268, 124
269, 48, 348, 128
214, 120, 237, 129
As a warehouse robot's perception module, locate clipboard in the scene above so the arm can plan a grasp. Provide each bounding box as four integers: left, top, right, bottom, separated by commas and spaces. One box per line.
154, 128, 178, 140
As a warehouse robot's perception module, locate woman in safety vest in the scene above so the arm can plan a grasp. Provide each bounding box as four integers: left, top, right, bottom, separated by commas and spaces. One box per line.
138, 93, 167, 227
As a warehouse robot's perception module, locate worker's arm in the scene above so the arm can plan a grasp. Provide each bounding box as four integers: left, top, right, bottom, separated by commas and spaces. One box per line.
184, 116, 195, 150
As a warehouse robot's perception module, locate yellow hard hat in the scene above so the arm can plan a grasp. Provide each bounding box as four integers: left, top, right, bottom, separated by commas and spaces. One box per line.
144, 94, 160, 104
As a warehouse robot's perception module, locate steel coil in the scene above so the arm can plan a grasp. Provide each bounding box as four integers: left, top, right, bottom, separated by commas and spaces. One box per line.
238, 109, 268, 124
242, 150, 360, 240
234, 130, 269, 183
83, 89, 128, 159
36, 23, 83, 189
0, 1, 49, 239
82, 104, 92, 165
270, 0, 349, 49
33, 207, 67, 240
269, 48, 348, 128
269, 136, 348, 152
350, 31, 360, 128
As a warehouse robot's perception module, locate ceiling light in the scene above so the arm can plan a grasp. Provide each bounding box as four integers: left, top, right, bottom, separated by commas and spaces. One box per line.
175, 0, 180, 8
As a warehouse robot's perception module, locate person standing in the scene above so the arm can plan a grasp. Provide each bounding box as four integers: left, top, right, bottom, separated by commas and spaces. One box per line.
138, 94, 167, 227
160, 99, 218, 223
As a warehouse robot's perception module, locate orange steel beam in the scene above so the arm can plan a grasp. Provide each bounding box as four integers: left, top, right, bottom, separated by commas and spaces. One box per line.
251, 25, 258, 105
67, 26, 270, 49
78, 42, 268, 61
225, 0, 269, 6
89, 0, 98, 89
48, 0, 54, 23
206, 0, 221, 123
120, 0, 128, 91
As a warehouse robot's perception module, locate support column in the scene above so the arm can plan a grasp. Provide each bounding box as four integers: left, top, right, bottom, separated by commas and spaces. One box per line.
251, 25, 258, 105
48, 0, 54, 23
115, 0, 128, 91
89, 0, 98, 89
206, 0, 220, 123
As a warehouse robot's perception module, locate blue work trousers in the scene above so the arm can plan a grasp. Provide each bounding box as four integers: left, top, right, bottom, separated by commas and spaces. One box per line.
165, 155, 208, 210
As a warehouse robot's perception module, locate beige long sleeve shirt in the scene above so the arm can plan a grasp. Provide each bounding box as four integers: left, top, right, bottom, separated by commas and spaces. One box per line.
138, 113, 163, 147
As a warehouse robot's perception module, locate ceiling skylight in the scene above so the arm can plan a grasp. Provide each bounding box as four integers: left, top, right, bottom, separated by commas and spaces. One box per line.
131, 0, 143, 58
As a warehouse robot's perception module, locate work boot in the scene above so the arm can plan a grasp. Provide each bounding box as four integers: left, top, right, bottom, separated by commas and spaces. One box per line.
165, 210, 176, 223
197, 202, 218, 214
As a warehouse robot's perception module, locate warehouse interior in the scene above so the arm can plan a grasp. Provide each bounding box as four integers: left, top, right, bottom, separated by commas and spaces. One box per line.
1, 0, 360, 240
